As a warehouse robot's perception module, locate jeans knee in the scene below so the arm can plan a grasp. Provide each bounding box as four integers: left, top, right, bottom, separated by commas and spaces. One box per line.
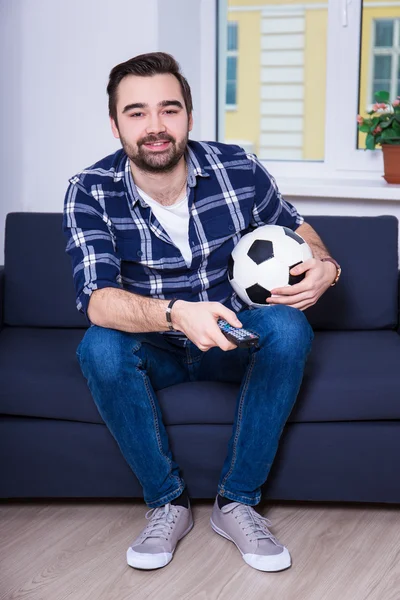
257, 305, 314, 356
77, 325, 139, 384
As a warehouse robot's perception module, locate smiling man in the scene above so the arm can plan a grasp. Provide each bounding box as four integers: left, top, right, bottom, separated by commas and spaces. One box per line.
63, 52, 341, 573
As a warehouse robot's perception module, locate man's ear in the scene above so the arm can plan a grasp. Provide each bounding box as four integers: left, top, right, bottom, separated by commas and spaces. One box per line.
188, 113, 193, 133
110, 117, 120, 139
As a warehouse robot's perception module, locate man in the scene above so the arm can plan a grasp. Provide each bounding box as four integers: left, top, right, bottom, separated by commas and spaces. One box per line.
63, 52, 341, 573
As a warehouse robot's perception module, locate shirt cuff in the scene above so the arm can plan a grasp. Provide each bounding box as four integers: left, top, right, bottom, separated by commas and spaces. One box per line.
77, 280, 122, 319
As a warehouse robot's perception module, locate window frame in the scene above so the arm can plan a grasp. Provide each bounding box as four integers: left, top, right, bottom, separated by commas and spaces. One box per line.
226, 21, 239, 109
216, 0, 394, 180
368, 18, 400, 106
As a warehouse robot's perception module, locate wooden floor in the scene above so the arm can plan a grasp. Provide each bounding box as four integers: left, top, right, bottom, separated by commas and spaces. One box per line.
1, 500, 399, 600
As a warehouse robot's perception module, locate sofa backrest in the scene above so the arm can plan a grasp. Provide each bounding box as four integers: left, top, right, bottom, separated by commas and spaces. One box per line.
4, 213, 87, 328
304, 215, 398, 330
2, 212, 399, 330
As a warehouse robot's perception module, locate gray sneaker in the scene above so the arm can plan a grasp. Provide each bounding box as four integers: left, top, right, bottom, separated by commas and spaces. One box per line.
127, 502, 193, 570
210, 498, 291, 572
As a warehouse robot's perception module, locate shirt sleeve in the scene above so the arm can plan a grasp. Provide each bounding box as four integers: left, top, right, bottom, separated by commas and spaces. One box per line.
62, 178, 122, 317
247, 153, 304, 230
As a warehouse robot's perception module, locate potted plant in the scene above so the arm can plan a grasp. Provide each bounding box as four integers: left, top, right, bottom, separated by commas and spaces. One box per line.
357, 91, 400, 184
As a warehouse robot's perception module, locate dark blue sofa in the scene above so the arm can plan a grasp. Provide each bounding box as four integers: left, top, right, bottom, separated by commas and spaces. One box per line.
1, 213, 399, 503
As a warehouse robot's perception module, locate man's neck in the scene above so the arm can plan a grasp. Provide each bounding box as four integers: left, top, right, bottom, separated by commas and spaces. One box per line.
130, 157, 187, 207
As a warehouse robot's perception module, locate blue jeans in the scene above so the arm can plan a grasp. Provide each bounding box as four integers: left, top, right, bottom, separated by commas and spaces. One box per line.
77, 305, 313, 508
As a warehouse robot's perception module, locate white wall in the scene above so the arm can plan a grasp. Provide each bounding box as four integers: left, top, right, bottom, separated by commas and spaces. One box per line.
0, 0, 158, 263
0, 0, 216, 264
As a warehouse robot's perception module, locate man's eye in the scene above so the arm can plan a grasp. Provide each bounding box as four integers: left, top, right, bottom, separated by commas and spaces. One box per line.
130, 112, 143, 118
164, 110, 178, 115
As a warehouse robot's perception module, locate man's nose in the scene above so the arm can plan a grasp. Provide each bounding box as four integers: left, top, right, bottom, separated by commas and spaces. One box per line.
145, 113, 166, 135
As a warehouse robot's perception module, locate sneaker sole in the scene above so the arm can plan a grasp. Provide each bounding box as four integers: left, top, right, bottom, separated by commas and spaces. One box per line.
210, 517, 291, 572
127, 519, 194, 570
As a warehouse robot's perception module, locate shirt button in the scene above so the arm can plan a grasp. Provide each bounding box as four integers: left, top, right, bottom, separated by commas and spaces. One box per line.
228, 225, 234, 231
137, 250, 143, 257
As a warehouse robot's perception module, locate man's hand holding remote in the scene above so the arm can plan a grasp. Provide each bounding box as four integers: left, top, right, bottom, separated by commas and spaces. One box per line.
171, 300, 242, 352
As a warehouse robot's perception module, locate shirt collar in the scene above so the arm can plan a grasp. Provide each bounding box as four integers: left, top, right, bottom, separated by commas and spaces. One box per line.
123, 143, 210, 208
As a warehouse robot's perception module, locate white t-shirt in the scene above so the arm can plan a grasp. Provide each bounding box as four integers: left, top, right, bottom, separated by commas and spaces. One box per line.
136, 187, 191, 266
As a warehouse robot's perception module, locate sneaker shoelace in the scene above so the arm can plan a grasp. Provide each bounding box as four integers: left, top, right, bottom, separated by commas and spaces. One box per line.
141, 503, 179, 541
224, 503, 279, 544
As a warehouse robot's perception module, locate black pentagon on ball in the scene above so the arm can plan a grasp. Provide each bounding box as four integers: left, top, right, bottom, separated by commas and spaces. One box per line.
283, 227, 305, 245
228, 255, 234, 280
246, 283, 272, 304
247, 239, 274, 265
288, 261, 305, 285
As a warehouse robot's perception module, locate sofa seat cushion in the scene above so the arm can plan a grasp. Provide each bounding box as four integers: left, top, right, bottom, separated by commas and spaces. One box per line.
294, 330, 400, 422
0, 328, 399, 425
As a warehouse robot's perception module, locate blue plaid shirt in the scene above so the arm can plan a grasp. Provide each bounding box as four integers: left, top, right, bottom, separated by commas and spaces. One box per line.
63, 140, 303, 325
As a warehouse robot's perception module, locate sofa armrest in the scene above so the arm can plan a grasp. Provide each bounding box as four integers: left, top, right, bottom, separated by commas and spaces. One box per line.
0, 266, 3, 330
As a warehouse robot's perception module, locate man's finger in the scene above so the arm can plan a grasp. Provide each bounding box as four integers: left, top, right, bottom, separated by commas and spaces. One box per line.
214, 329, 237, 351
216, 305, 242, 328
291, 300, 314, 311
267, 291, 310, 305
270, 281, 308, 296
289, 258, 315, 277
268, 298, 314, 311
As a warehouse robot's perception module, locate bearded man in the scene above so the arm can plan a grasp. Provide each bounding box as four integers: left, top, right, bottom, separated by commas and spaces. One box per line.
63, 52, 340, 573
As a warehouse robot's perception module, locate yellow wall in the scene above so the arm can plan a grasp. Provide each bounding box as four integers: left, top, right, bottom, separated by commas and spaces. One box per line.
226, 12, 261, 154
303, 9, 327, 160
229, 0, 320, 6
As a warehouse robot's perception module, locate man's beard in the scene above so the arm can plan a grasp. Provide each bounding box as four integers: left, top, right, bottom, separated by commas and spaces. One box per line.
119, 131, 189, 174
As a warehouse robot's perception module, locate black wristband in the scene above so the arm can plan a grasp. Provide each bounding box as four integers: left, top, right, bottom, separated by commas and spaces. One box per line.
166, 298, 179, 331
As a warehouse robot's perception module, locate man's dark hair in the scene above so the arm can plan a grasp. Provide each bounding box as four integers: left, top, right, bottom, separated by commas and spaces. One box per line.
107, 52, 193, 125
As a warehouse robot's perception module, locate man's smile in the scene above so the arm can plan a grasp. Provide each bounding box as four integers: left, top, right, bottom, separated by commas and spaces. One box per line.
143, 141, 172, 151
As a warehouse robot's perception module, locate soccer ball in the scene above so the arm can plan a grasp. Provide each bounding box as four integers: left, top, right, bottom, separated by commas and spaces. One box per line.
228, 225, 313, 307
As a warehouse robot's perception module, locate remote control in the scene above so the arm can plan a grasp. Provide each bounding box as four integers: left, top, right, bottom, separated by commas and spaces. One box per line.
217, 319, 260, 348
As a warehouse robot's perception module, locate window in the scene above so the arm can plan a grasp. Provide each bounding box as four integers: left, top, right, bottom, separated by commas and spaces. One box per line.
358, 8, 400, 151
220, 1, 329, 162
226, 22, 238, 107
217, 0, 400, 179
371, 19, 400, 103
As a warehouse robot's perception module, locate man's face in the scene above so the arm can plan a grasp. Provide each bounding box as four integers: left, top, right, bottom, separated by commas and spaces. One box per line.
110, 73, 193, 173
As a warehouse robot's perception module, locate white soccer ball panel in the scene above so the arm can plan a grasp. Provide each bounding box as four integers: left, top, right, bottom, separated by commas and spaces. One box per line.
229, 276, 252, 305
256, 258, 289, 290
301, 242, 313, 261
233, 255, 263, 288
273, 236, 304, 266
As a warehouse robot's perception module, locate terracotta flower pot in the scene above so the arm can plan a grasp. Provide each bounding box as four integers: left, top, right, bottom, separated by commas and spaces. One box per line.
382, 144, 400, 184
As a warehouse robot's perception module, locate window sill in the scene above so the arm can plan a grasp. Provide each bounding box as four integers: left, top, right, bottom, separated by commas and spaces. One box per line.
276, 175, 400, 202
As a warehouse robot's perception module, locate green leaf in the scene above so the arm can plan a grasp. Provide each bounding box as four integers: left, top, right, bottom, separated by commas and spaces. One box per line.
365, 133, 376, 150
393, 120, 400, 133
380, 128, 400, 141
382, 138, 400, 145
374, 90, 390, 103
380, 117, 394, 129
358, 123, 371, 133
